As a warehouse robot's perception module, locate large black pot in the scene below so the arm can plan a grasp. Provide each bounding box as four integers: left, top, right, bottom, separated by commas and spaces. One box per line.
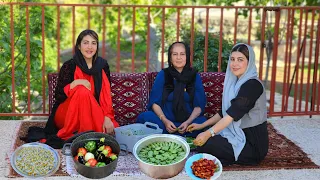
62, 132, 120, 179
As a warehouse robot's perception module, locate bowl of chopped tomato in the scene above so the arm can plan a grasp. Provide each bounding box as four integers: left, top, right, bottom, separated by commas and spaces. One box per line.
185, 153, 222, 180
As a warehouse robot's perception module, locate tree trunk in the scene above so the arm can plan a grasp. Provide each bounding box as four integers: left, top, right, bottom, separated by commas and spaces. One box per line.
148, 23, 160, 72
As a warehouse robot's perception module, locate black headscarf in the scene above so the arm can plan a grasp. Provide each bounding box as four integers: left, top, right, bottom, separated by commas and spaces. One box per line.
162, 42, 197, 122
73, 29, 106, 103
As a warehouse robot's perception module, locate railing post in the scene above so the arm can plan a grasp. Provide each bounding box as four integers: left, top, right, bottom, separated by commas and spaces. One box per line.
10, 4, 16, 113
41, 5, 46, 113
26, 5, 31, 114
259, 8, 267, 80
267, 7, 281, 116
116, 7, 121, 72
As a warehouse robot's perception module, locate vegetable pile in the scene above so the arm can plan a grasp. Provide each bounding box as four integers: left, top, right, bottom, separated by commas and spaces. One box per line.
15, 146, 55, 176
138, 141, 185, 165
74, 138, 117, 167
191, 158, 219, 179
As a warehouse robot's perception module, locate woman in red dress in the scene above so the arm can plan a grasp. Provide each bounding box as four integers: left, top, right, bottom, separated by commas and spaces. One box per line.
41, 29, 118, 147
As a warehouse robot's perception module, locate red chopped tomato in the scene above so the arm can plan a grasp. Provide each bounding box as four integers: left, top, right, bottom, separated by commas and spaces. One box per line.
104, 146, 112, 154
85, 159, 98, 167
74, 155, 79, 161
77, 147, 87, 156
191, 158, 217, 179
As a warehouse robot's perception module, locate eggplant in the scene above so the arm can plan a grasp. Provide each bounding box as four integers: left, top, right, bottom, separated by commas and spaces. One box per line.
96, 148, 113, 164
78, 155, 85, 164
96, 153, 107, 162
105, 157, 112, 164
97, 137, 105, 148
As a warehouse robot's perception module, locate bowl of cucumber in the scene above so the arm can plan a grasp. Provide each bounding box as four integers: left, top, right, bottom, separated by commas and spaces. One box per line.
133, 134, 190, 179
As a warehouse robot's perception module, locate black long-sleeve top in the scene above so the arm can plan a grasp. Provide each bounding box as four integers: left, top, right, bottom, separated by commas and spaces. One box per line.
218, 79, 263, 120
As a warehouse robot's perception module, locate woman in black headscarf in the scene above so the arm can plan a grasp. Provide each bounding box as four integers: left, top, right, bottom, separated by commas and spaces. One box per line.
26, 30, 119, 148
136, 42, 207, 137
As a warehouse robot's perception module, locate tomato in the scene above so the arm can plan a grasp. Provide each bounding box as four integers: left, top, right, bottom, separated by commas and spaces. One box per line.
77, 147, 87, 156
102, 146, 112, 156
85, 158, 98, 167
104, 146, 112, 154
74, 155, 79, 161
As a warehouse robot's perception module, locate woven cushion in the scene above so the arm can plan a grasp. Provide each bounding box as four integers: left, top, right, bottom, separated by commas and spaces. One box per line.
110, 73, 149, 126
47, 73, 149, 126
47, 72, 224, 125
199, 72, 225, 118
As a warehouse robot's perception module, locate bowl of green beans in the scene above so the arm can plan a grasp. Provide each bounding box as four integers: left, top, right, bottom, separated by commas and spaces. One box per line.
133, 134, 190, 179
10, 142, 60, 178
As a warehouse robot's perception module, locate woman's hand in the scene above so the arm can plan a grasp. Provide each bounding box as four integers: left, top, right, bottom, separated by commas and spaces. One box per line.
186, 123, 203, 132
193, 131, 211, 146
178, 122, 189, 134
103, 117, 114, 135
163, 119, 177, 133
71, 79, 91, 90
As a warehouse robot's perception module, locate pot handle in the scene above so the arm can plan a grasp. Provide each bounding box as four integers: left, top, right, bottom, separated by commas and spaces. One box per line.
144, 122, 160, 130
61, 143, 72, 156
119, 143, 129, 156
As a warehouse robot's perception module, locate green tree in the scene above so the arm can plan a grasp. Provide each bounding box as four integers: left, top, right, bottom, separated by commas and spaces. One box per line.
0, 4, 56, 119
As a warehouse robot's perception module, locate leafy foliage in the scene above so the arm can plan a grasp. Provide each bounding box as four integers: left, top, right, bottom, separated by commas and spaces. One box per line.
0, 4, 56, 119
179, 20, 233, 72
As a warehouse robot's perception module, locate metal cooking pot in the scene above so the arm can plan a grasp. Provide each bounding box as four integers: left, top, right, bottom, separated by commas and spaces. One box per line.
62, 132, 120, 179
133, 134, 190, 179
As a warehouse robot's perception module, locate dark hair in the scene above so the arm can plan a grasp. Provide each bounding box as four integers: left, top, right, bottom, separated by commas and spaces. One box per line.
231, 44, 249, 60
167, 42, 191, 68
75, 29, 99, 62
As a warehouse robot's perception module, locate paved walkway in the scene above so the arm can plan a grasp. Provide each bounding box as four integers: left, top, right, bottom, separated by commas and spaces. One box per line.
1, 116, 320, 180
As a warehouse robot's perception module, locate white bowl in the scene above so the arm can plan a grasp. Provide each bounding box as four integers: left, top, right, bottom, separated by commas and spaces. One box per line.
185, 153, 223, 180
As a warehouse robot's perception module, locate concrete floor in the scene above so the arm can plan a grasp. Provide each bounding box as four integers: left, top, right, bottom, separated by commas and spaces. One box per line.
1, 117, 320, 180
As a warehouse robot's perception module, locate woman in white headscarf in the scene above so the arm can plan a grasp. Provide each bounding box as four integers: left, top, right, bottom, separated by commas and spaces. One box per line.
187, 43, 268, 166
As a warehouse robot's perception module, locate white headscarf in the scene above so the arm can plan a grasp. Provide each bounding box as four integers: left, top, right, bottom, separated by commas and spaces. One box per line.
219, 43, 258, 161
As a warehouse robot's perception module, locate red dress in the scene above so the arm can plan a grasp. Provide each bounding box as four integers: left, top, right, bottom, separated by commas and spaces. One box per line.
54, 66, 119, 140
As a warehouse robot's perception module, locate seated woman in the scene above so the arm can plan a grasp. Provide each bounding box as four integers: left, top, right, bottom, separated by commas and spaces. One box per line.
187, 43, 268, 166
137, 42, 207, 137
34, 29, 119, 148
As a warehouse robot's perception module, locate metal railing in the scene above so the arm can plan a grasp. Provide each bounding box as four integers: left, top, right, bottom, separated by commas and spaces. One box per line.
0, 2, 319, 117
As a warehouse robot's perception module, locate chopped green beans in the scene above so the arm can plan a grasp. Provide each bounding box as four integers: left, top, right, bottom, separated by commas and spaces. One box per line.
138, 141, 185, 165
15, 147, 55, 176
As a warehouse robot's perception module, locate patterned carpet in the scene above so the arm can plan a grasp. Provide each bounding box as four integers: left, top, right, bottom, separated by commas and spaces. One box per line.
7, 121, 320, 177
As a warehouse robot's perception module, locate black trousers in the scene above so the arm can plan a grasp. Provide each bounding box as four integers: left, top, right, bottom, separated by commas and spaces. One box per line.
197, 121, 269, 166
